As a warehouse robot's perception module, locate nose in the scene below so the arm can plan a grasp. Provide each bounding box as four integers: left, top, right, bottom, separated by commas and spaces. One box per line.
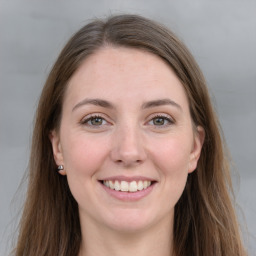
110, 124, 147, 167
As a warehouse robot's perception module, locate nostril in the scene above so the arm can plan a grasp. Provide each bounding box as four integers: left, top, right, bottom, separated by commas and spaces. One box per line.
115, 158, 143, 166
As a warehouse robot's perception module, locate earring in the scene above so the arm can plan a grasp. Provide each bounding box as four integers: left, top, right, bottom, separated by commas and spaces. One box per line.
57, 165, 64, 171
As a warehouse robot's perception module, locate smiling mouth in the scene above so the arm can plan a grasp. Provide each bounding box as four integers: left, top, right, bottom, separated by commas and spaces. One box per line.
100, 180, 155, 192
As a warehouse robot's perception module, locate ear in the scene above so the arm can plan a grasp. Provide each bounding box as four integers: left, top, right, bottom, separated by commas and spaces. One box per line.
188, 126, 205, 173
49, 130, 66, 175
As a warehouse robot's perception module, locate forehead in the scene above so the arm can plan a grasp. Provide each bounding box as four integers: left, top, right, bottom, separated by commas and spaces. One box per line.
65, 46, 189, 110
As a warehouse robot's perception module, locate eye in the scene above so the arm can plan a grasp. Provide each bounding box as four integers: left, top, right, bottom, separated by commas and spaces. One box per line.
81, 115, 108, 127
148, 114, 174, 127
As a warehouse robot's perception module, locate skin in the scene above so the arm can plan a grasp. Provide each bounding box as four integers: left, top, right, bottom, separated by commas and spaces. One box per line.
50, 46, 204, 256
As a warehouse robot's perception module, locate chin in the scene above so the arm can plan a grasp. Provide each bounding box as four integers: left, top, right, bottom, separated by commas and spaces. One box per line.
101, 208, 160, 233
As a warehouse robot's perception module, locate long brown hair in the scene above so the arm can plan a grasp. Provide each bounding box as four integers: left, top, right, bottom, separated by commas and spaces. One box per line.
14, 14, 247, 256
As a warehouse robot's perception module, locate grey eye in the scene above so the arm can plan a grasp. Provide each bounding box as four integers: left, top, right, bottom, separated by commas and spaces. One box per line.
82, 115, 107, 126
153, 117, 166, 125
90, 117, 104, 125
150, 116, 172, 126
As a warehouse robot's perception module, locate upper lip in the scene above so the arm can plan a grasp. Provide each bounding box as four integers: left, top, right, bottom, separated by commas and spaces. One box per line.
99, 175, 157, 182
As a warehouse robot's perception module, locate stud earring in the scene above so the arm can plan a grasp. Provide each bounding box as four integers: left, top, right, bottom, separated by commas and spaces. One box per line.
57, 165, 64, 171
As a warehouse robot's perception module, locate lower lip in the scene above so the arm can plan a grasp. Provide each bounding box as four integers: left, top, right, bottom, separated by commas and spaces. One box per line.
100, 182, 156, 201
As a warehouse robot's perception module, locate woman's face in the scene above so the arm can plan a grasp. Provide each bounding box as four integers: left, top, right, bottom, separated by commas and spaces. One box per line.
50, 47, 204, 233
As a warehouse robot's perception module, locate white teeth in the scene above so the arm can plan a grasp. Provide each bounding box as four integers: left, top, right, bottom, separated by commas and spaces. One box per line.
137, 181, 144, 191
109, 180, 114, 189
129, 181, 137, 192
120, 181, 129, 191
114, 180, 120, 191
103, 180, 152, 192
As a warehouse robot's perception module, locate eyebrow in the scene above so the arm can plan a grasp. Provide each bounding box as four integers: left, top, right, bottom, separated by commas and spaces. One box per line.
72, 98, 182, 112
142, 99, 182, 111
72, 98, 114, 112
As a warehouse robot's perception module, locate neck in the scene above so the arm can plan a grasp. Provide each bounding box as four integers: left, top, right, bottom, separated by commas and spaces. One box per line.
78, 214, 174, 256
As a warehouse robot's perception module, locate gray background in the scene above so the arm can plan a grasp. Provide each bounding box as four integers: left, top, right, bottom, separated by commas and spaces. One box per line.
0, 0, 255, 255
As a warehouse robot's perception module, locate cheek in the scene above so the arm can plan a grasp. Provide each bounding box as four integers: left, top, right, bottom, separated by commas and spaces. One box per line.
153, 136, 191, 173
60, 133, 110, 207
150, 135, 192, 201
61, 133, 109, 177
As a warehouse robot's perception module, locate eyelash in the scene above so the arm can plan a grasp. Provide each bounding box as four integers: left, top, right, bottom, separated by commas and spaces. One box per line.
80, 114, 174, 128
80, 115, 108, 127
147, 114, 174, 128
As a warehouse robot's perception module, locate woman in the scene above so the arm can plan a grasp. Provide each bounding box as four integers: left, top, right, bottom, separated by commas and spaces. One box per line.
14, 14, 247, 256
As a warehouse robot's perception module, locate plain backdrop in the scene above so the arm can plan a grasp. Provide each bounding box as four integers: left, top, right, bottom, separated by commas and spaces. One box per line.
0, 0, 255, 255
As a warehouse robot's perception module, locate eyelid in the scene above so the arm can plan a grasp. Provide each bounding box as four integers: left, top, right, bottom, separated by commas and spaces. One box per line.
80, 113, 112, 126
146, 113, 175, 126
80, 112, 175, 128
